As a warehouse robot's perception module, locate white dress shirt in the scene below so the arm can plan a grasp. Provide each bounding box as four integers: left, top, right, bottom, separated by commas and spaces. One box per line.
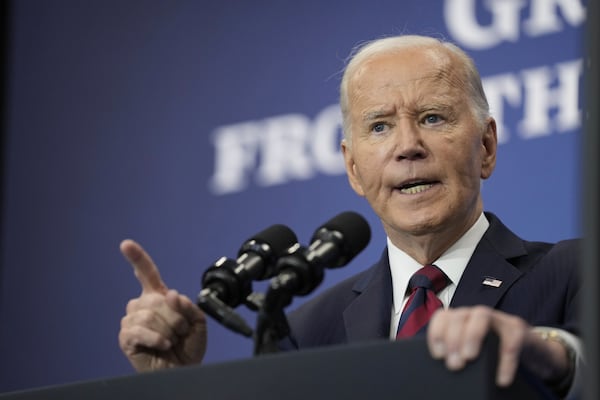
388, 212, 489, 337
385, 212, 583, 398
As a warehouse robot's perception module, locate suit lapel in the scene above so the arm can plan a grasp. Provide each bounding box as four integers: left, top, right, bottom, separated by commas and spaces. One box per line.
451, 213, 528, 308
342, 251, 393, 342
339, 213, 529, 341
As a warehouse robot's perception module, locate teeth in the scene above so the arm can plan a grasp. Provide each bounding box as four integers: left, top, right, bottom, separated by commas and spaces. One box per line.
400, 183, 433, 194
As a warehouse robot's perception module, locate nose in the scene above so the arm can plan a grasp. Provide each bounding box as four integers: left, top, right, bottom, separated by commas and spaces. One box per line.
393, 120, 427, 161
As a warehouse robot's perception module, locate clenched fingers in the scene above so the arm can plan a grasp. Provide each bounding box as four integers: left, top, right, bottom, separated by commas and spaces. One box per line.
164, 289, 206, 327
119, 322, 173, 355
427, 306, 530, 387
120, 290, 202, 353
428, 307, 491, 369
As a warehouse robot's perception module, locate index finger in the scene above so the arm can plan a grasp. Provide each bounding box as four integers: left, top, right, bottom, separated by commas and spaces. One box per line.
120, 239, 168, 294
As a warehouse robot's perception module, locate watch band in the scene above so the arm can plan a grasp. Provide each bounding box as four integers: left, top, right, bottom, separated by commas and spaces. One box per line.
532, 327, 577, 398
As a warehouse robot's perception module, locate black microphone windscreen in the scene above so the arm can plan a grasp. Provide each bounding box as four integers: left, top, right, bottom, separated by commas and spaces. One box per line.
316, 211, 371, 260
241, 224, 298, 257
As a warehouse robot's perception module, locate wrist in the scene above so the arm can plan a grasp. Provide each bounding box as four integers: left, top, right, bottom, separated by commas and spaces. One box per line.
531, 327, 576, 398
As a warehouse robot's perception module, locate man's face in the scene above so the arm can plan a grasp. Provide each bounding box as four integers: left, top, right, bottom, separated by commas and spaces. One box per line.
342, 46, 497, 246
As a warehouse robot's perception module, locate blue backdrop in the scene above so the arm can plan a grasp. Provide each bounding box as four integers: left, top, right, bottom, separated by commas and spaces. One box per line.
0, 0, 586, 393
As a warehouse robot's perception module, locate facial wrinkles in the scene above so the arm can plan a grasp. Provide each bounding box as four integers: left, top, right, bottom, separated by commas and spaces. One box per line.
350, 46, 458, 108
434, 64, 466, 91
429, 57, 485, 130
352, 78, 452, 193
360, 69, 462, 131
344, 47, 492, 262
417, 69, 466, 113
351, 50, 476, 163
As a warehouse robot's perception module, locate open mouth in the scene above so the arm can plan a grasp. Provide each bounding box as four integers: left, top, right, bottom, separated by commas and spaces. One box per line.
396, 181, 437, 194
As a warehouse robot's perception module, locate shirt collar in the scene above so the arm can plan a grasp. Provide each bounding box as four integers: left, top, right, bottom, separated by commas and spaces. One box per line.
388, 212, 490, 314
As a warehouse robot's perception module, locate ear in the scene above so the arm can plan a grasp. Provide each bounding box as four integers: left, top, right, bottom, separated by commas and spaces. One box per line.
480, 117, 497, 180
341, 139, 366, 197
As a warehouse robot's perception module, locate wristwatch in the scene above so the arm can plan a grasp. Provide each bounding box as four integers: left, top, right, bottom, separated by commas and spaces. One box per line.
532, 327, 577, 397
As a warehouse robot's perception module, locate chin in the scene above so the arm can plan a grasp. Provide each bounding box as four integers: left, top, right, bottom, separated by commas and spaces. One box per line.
389, 214, 440, 236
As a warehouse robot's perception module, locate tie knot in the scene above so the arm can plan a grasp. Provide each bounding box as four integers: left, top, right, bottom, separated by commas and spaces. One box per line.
408, 264, 449, 294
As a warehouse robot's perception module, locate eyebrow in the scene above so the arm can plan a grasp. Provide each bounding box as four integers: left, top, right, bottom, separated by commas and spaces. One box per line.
362, 108, 396, 122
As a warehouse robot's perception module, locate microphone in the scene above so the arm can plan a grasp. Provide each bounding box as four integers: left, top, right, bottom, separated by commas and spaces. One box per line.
268, 211, 371, 299
254, 211, 371, 352
199, 224, 298, 307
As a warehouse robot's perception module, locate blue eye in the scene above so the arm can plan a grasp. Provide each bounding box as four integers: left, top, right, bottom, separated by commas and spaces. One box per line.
424, 114, 443, 125
372, 123, 387, 133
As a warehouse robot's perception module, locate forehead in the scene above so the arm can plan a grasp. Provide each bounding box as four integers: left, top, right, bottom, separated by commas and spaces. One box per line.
348, 46, 467, 108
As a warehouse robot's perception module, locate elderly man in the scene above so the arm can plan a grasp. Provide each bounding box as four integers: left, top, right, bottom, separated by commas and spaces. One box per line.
119, 34, 581, 398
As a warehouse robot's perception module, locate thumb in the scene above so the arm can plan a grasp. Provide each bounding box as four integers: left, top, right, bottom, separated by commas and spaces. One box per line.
120, 239, 168, 294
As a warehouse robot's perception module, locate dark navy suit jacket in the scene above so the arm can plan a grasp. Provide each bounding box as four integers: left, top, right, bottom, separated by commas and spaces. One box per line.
282, 212, 580, 350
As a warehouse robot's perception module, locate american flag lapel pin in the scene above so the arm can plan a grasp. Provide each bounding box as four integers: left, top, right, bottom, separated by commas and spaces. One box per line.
482, 276, 503, 288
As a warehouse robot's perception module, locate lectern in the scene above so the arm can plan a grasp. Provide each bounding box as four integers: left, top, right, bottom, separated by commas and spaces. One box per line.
0, 335, 555, 399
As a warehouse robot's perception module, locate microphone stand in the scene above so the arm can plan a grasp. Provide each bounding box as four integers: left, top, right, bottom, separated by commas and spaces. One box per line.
253, 275, 294, 355
253, 248, 324, 356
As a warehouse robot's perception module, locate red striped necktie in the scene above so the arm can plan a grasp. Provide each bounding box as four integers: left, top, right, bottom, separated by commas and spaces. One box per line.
396, 264, 449, 339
